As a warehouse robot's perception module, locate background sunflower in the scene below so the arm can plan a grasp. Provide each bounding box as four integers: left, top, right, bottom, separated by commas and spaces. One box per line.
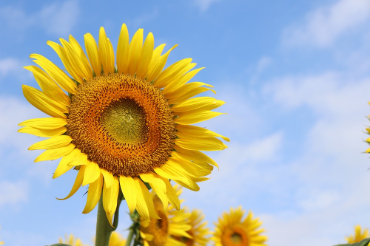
212, 206, 268, 246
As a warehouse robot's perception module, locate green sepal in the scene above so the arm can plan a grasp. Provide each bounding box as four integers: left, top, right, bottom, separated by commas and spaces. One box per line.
334, 238, 370, 246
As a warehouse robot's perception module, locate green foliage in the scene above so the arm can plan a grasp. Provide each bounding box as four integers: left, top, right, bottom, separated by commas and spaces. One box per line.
334, 238, 370, 246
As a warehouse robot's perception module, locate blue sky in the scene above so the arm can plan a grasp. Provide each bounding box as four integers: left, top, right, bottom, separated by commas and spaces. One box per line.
1, 0, 370, 245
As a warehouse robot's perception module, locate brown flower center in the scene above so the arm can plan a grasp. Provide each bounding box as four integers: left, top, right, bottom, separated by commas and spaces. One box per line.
67, 73, 176, 177
222, 225, 249, 246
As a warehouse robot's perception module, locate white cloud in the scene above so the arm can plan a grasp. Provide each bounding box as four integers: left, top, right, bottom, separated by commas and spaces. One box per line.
283, 0, 370, 47
132, 8, 159, 28
193, 0, 221, 12
261, 71, 370, 246
0, 0, 79, 36
0, 58, 21, 77
182, 132, 284, 208
0, 180, 28, 208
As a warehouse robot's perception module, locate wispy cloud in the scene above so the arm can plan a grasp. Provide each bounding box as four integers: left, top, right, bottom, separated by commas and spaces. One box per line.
0, 0, 79, 37
193, 0, 221, 12
131, 8, 159, 28
261, 71, 370, 246
0, 180, 28, 208
282, 0, 370, 47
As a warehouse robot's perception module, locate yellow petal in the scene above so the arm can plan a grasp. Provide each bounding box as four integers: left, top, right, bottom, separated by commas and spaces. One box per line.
83, 173, 103, 214
53, 149, 80, 178
18, 126, 67, 137
163, 67, 204, 94
176, 124, 230, 142
47, 41, 84, 85
153, 58, 193, 88
174, 145, 218, 168
161, 178, 180, 210
30, 54, 77, 94
175, 111, 225, 125
165, 81, 213, 98
119, 176, 137, 214
147, 44, 165, 72
101, 169, 114, 188
175, 137, 227, 151
168, 86, 216, 105
68, 35, 92, 80
18, 117, 67, 129
133, 178, 149, 219
146, 44, 177, 82
99, 27, 114, 74
172, 97, 225, 113
82, 161, 101, 186
68, 151, 88, 166
140, 172, 168, 211
57, 166, 86, 200
28, 135, 72, 150
107, 38, 115, 73
137, 178, 159, 219
103, 177, 119, 227
24, 66, 70, 106
84, 33, 101, 77
34, 143, 75, 162
22, 85, 67, 118
127, 28, 144, 75
116, 24, 130, 74
136, 32, 154, 79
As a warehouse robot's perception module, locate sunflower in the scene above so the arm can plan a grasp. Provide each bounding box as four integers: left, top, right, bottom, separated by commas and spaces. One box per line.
59, 234, 89, 246
173, 209, 210, 246
139, 185, 192, 246
345, 225, 369, 243
108, 232, 126, 246
212, 206, 267, 246
0, 226, 4, 245
19, 23, 228, 224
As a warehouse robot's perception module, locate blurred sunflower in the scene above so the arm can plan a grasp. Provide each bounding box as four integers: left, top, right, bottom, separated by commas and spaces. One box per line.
173, 209, 210, 246
59, 234, 89, 246
346, 225, 369, 243
140, 185, 192, 246
19, 23, 228, 224
0, 226, 4, 245
212, 206, 267, 246
108, 232, 126, 246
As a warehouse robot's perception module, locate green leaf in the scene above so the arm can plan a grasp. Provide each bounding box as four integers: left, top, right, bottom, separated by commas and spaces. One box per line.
334, 238, 370, 246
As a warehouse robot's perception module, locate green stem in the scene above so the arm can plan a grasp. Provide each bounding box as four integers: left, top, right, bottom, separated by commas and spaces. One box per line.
125, 228, 134, 246
95, 196, 113, 246
95, 191, 123, 246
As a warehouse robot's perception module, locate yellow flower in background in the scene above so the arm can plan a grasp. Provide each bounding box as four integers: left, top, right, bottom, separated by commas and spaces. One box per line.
173, 209, 210, 246
0, 226, 4, 245
59, 234, 89, 246
346, 225, 369, 243
140, 185, 192, 246
19, 23, 228, 223
212, 206, 268, 246
109, 232, 126, 246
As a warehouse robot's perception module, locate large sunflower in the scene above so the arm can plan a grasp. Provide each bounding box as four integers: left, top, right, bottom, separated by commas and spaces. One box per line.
212, 206, 267, 246
19, 23, 228, 223
59, 234, 89, 246
346, 225, 369, 243
173, 209, 210, 246
140, 185, 192, 246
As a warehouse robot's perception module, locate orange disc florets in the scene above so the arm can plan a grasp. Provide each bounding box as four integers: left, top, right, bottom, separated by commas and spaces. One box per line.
67, 73, 176, 177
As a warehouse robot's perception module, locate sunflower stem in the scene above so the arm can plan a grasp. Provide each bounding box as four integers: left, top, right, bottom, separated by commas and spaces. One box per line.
125, 228, 134, 246
95, 196, 113, 246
